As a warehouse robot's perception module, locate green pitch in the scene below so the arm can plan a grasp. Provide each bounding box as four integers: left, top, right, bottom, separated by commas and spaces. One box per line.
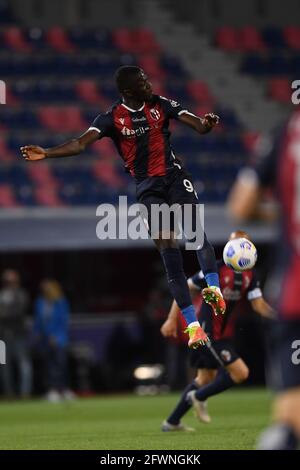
0, 388, 271, 450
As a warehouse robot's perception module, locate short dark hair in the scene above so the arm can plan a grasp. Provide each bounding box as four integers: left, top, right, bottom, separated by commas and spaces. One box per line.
115, 65, 141, 93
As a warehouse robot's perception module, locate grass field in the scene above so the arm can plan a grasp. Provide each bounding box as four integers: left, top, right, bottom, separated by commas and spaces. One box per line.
0, 388, 271, 450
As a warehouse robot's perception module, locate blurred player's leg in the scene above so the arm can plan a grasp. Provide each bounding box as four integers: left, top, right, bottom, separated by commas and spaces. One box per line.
162, 369, 215, 430
188, 359, 249, 420
257, 320, 300, 449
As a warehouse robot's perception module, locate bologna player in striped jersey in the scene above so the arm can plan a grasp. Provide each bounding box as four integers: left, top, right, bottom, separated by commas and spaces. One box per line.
228, 110, 300, 450
160, 231, 273, 432
21, 65, 225, 349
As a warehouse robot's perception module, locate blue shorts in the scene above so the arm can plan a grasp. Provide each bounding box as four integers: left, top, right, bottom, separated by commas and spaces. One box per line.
189, 339, 240, 370
136, 168, 199, 237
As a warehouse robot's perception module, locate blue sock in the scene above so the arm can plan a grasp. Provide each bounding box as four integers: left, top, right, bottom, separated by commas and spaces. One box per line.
160, 248, 197, 325
167, 381, 198, 425
205, 272, 220, 288
194, 368, 234, 401
181, 305, 198, 325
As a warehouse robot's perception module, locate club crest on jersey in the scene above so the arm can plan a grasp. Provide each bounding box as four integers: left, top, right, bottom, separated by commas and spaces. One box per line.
221, 350, 232, 362
150, 108, 160, 121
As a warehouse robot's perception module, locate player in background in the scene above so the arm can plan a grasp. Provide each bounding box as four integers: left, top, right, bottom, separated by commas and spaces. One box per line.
227, 110, 300, 450
160, 230, 273, 432
21, 65, 225, 349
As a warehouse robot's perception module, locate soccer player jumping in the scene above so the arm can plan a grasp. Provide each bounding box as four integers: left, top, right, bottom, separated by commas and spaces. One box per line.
20, 66, 225, 348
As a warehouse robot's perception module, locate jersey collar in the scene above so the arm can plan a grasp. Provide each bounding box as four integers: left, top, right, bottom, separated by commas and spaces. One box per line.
121, 102, 145, 112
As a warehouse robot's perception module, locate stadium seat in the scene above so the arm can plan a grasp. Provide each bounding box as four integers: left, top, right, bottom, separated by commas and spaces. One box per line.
268, 77, 291, 103
0, 184, 18, 207
239, 26, 266, 52
215, 27, 240, 51
75, 80, 106, 105
262, 27, 285, 49
3, 26, 31, 51
284, 26, 300, 50
93, 160, 125, 188
34, 185, 63, 206
46, 27, 75, 53
39, 106, 87, 132
186, 80, 215, 104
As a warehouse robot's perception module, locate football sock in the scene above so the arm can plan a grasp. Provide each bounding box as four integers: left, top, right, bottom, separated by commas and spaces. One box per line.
167, 381, 199, 425
257, 424, 299, 450
196, 233, 220, 288
194, 368, 234, 401
160, 248, 199, 325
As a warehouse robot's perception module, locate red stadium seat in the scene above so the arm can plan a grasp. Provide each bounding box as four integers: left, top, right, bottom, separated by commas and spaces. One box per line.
39, 106, 87, 132
239, 26, 266, 52
46, 27, 75, 53
27, 163, 58, 186
138, 56, 165, 80
133, 29, 161, 54
283, 26, 300, 50
0, 139, 14, 161
75, 80, 106, 105
0, 184, 18, 207
3, 26, 31, 52
215, 27, 240, 51
187, 80, 215, 104
93, 159, 125, 188
269, 77, 291, 103
34, 185, 63, 206
112, 28, 160, 54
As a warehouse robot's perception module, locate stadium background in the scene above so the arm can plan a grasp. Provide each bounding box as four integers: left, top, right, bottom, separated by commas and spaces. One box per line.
0, 0, 296, 396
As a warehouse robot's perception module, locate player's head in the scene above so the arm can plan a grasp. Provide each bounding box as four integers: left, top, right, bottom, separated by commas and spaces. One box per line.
228, 230, 250, 241
40, 279, 63, 301
2, 269, 20, 287
115, 66, 153, 101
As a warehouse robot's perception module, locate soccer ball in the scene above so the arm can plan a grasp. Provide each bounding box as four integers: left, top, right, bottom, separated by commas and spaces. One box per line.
223, 237, 257, 271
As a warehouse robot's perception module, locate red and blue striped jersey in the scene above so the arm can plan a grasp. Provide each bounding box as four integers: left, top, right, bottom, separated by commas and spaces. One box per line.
252, 110, 300, 320
189, 261, 262, 340
89, 95, 187, 181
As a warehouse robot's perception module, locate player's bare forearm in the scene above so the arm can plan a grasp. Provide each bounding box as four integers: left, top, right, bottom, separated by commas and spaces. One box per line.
20, 129, 99, 162
179, 112, 220, 134
251, 297, 275, 319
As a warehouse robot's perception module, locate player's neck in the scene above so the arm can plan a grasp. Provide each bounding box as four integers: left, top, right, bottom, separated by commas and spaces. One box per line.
122, 97, 145, 111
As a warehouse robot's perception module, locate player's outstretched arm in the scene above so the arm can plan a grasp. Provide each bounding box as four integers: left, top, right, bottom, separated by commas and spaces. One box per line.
178, 112, 219, 134
20, 129, 99, 162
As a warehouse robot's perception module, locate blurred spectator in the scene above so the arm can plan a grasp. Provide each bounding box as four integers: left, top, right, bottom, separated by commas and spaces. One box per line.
33, 279, 74, 402
0, 269, 32, 398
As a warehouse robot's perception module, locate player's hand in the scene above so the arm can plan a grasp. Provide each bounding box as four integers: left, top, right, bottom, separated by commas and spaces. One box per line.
203, 113, 220, 129
20, 145, 47, 161
160, 319, 178, 338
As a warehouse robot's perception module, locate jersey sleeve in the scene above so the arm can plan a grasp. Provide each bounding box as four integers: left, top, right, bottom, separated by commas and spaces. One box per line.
159, 96, 189, 120
188, 270, 207, 290
247, 270, 263, 301
88, 112, 113, 138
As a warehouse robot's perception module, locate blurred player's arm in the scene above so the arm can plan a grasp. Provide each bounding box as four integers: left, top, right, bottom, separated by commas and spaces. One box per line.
20, 129, 99, 161
227, 133, 280, 222
250, 296, 274, 319
160, 278, 201, 338
179, 112, 219, 134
